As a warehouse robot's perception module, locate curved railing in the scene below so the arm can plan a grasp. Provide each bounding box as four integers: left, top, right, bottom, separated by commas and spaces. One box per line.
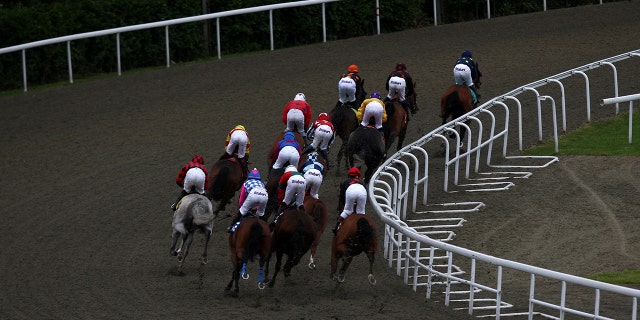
369, 49, 640, 319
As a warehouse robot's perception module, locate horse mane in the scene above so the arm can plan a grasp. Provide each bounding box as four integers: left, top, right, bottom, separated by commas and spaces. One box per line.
244, 220, 264, 262
189, 197, 214, 225
210, 165, 229, 201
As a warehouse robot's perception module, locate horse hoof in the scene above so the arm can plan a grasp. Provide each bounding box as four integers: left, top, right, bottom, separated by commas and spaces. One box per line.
368, 274, 377, 285
258, 282, 267, 290
170, 250, 177, 256
242, 273, 250, 280
201, 256, 208, 265
337, 274, 346, 283
308, 262, 316, 270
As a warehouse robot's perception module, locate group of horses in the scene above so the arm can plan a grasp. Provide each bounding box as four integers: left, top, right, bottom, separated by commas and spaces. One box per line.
170, 133, 377, 297
168, 71, 480, 296
328, 80, 419, 183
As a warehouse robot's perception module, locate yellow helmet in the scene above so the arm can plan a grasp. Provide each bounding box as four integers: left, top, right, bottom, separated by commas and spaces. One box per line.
234, 125, 245, 131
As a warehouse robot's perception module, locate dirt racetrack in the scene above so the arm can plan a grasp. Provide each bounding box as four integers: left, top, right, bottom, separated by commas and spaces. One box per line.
1, 2, 640, 319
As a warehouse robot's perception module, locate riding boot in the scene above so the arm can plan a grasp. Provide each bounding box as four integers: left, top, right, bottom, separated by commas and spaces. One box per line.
332, 217, 345, 235
470, 85, 481, 104
301, 144, 315, 155
400, 100, 410, 115
319, 149, 329, 169
170, 190, 189, 211
297, 205, 305, 213
239, 157, 248, 177
228, 212, 242, 233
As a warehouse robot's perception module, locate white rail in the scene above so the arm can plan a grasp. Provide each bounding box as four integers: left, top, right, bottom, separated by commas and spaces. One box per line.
369, 49, 640, 319
601, 93, 640, 144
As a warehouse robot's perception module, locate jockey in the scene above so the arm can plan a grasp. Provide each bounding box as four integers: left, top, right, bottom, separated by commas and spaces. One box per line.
282, 93, 313, 137
357, 91, 387, 136
272, 131, 302, 171
338, 64, 364, 106
453, 50, 482, 104
171, 154, 209, 211
300, 152, 325, 200
222, 124, 250, 174
332, 167, 366, 234
277, 165, 307, 213
228, 168, 268, 232
302, 112, 336, 167
385, 62, 417, 115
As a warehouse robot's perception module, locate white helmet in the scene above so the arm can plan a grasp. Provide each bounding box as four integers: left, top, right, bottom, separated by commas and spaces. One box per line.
285, 165, 297, 173
294, 93, 306, 101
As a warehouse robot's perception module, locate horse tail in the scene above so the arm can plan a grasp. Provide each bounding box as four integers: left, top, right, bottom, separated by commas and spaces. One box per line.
244, 221, 264, 262
190, 197, 214, 225
444, 89, 462, 119
355, 217, 375, 250
210, 166, 230, 201
290, 219, 306, 266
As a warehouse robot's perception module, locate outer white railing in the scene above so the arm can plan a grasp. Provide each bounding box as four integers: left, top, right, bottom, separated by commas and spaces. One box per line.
369, 49, 640, 319
0, 0, 341, 92
601, 93, 640, 144
0, 0, 607, 92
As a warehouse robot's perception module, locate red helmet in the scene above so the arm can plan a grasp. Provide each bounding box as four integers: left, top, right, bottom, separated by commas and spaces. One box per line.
395, 62, 407, 71
348, 64, 359, 73
318, 112, 329, 121
348, 167, 361, 177
192, 154, 204, 165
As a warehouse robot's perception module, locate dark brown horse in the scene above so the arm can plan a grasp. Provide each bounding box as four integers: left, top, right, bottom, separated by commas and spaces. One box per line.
207, 157, 244, 216
226, 217, 271, 297
346, 125, 385, 183
328, 102, 359, 172
263, 167, 284, 222
440, 84, 477, 147
264, 207, 318, 288
302, 195, 329, 269
330, 214, 377, 285
383, 81, 417, 153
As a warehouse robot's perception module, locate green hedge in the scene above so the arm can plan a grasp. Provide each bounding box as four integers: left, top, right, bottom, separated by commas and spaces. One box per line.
0, 0, 612, 91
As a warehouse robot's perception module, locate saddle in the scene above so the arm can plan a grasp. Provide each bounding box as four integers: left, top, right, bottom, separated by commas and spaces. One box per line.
220, 153, 248, 180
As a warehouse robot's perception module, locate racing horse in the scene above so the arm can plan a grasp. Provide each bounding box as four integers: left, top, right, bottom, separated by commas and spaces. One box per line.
226, 216, 271, 297
440, 84, 477, 148
328, 79, 367, 172
346, 125, 385, 183
330, 214, 377, 285
169, 194, 214, 276
383, 81, 417, 153
264, 207, 318, 288
207, 157, 244, 217
302, 195, 329, 269
267, 131, 306, 172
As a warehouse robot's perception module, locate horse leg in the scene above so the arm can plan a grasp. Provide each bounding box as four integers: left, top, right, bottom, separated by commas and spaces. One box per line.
366, 251, 377, 285
225, 263, 240, 297
396, 126, 407, 152
169, 230, 180, 256
268, 251, 283, 288
179, 232, 195, 263
337, 255, 354, 283
200, 224, 212, 264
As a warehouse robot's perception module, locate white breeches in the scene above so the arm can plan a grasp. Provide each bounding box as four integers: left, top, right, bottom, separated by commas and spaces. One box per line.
310, 124, 334, 150
272, 145, 300, 169
387, 76, 406, 101
340, 183, 367, 218
360, 101, 384, 129
226, 130, 248, 158
338, 77, 357, 103
183, 167, 206, 194
239, 187, 268, 217
453, 64, 474, 86
286, 109, 306, 135
283, 174, 306, 207
303, 169, 323, 199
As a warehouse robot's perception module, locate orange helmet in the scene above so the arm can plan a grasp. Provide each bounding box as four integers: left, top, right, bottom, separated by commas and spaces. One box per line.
348, 64, 359, 73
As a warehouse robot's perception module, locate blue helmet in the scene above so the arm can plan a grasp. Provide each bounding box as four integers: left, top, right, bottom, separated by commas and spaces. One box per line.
248, 168, 261, 180
461, 50, 472, 58
283, 131, 295, 140
370, 91, 381, 99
